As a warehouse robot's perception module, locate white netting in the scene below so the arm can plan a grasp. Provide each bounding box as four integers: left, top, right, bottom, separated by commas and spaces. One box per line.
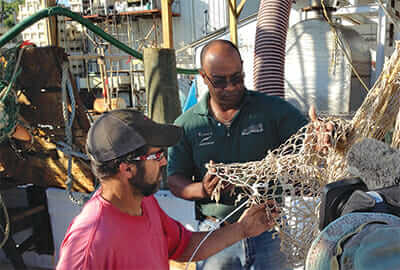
206, 42, 400, 267
207, 118, 351, 266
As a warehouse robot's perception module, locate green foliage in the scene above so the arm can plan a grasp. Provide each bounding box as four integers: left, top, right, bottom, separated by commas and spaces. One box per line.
1, 0, 25, 28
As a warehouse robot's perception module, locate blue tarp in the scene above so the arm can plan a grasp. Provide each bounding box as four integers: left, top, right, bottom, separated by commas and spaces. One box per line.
183, 80, 198, 112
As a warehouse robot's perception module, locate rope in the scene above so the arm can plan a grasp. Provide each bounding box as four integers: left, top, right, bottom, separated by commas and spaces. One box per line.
376, 0, 400, 33
61, 62, 90, 205
0, 46, 25, 100
56, 141, 89, 160
207, 42, 400, 267
320, 0, 369, 93
184, 199, 250, 270
0, 192, 10, 249
0, 46, 25, 143
0, 91, 19, 143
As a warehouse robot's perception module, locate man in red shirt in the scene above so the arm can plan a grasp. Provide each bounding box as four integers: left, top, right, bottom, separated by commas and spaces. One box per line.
56, 109, 275, 270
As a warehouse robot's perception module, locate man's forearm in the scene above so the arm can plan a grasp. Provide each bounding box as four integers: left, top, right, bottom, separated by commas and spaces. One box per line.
168, 174, 206, 200
177, 223, 245, 262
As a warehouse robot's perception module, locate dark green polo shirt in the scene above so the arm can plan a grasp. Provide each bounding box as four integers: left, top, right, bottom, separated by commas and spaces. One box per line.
168, 89, 308, 222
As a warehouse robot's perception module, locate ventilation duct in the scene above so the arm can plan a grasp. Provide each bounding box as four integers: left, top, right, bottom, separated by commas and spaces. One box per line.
254, 0, 292, 98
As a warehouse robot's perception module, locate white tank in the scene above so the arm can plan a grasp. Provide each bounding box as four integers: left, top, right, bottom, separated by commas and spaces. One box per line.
284, 18, 370, 114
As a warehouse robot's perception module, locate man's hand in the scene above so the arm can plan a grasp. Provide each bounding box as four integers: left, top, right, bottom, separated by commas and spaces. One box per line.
203, 161, 235, 199
178, 201, 279, 262
201, 172, 220, 197
237, 203, 278, 239
307, 106, 335, 154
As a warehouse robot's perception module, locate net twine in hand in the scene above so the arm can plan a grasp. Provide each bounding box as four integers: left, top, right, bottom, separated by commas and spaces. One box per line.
206, 42, 400, 267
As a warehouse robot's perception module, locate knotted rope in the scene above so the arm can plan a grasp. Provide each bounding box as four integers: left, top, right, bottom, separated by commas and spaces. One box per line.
0, 46, 25, 143
60, 62, 90, 205
207, 42, 400, 267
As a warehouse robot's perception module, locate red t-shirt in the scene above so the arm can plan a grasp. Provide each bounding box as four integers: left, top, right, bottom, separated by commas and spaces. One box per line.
56, 190, 192, 270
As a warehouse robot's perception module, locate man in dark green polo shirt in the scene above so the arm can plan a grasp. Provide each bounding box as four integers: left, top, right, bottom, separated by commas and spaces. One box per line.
167, 39, 308, 270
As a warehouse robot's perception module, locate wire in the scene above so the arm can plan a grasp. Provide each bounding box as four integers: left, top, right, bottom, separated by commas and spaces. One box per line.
0, 193, 10, 249
376, 0, 400, 33
320, 0, 370, 93
184, 199, 250, 270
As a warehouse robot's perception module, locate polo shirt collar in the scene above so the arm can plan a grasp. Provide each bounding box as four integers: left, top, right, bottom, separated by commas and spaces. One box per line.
192, 89, 253, 116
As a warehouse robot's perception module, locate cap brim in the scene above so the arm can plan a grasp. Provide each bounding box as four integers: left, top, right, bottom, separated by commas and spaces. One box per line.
86, 109, 183, 162
142, 122, 183, 147
306, 213, 400, 270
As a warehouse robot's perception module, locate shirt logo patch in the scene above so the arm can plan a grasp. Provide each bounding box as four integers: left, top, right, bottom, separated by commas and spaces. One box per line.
198, 132, 215, 146
241, 123, 264, 136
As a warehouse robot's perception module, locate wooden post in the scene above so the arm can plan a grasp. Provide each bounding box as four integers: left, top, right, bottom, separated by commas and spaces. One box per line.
237, 0, 247, 16
143, 48, 181, 189
45, 0, 58, 46
228, 0, 238, 45
97, 47, 111, 110
143, 48, 181, 124
161, 0, 173, 48
228, 0, 248, 46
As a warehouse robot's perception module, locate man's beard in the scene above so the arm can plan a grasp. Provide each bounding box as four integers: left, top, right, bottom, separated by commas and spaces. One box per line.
129, 164, 162, 197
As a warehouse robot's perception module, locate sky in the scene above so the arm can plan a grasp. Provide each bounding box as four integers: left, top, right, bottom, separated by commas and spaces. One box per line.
57, 0, 70, 7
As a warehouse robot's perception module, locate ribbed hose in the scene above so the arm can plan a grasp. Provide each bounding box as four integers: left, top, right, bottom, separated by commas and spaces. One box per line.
253, 0, 292, 98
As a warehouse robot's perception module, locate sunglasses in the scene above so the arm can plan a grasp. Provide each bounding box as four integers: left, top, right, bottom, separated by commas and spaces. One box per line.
131, 150, 165, 162
203, 71, 243, 89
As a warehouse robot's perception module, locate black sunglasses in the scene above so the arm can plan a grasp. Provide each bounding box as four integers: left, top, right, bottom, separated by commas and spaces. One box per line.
203, 71, 243, 89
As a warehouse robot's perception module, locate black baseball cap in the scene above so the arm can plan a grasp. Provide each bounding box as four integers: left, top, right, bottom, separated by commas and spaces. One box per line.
86, 109, 182, 163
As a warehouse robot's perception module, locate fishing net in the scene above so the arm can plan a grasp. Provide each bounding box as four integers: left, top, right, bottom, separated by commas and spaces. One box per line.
206, 42, 400, 267
0, 46, 95, 193
0, 45, 23, 143
207, 117, 351, 266
391, 110, 400, 149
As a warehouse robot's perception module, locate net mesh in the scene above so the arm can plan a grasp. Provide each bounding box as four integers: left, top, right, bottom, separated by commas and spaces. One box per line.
206, 42, 400, 267
0, 45, 22, 143
207, 118, 351, 266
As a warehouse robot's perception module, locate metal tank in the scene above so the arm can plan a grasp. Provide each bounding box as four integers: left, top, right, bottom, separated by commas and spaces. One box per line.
284, 18, 371, 114
292, 0, 345, 10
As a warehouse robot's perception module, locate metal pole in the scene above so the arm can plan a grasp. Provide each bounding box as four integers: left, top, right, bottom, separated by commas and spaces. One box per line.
161, 0, 173, 48
228, 0, 238, 45
375, 3, 387, 84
